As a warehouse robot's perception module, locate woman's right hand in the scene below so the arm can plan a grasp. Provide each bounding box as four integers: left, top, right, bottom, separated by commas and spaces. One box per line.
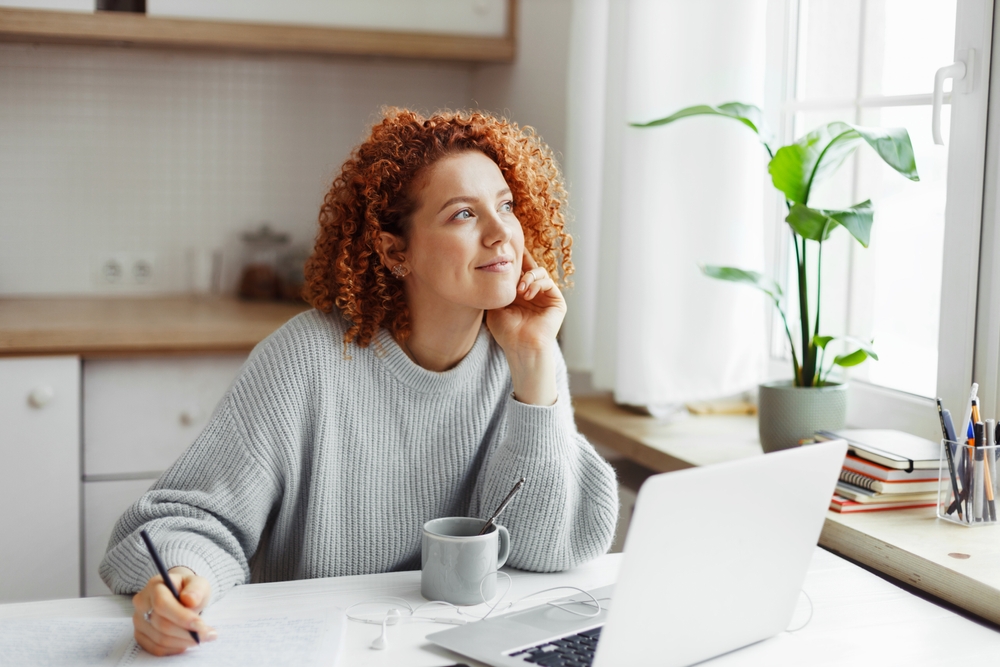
131, 567, 217, 656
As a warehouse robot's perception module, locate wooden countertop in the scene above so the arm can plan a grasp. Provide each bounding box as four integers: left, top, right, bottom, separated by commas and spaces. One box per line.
573, 394, 1000, 626
0, 297, 310, 357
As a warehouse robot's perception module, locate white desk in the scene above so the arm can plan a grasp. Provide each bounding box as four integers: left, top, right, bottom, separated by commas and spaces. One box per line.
2, 549, 998, 666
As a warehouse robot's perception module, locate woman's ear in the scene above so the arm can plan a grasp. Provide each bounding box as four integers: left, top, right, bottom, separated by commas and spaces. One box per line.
377, 232, 407, 271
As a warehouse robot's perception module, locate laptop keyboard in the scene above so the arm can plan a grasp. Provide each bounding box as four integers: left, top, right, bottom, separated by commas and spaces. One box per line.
508, 626, 603, 666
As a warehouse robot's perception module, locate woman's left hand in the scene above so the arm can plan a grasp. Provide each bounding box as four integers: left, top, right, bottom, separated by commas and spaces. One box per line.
486, 253, 566, 405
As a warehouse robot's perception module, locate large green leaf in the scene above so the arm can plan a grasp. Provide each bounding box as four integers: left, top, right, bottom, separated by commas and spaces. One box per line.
701, 265, 782, 302
813, 335, 878, 360
631, 102, 773, 153
786, 200, 874, 246
813, 335, 834, 349
768, 121, 918, 205
833, 348, 871, 367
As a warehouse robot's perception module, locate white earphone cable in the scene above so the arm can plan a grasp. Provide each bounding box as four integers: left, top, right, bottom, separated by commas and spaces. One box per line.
346, 571, 605, 650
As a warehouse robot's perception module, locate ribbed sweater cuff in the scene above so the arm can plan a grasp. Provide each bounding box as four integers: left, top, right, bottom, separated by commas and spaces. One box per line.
155, 542, 243, 604
503, 394, 575, 461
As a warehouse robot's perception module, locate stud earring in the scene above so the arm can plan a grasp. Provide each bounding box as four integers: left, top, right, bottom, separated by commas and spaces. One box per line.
391, 264, 409, 278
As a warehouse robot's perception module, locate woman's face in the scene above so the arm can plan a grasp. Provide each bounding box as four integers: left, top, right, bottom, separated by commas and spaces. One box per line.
396, 150, 524, 314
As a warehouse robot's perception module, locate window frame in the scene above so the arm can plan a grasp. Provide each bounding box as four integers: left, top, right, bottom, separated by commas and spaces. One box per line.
763, 0, 994, 439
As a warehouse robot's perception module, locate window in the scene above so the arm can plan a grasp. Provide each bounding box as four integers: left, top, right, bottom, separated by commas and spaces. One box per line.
766, 0, 993, 437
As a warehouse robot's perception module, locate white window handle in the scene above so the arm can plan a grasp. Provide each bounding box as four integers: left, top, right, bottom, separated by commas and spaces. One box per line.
933, 49, 975, 145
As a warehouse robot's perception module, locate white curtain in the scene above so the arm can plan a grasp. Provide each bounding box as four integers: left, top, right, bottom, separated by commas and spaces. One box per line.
562, 0, 770, 407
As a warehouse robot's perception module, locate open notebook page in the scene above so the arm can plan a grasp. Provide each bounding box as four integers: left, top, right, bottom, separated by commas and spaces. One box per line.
117, 612, 345, 666
0, 618, 132, 667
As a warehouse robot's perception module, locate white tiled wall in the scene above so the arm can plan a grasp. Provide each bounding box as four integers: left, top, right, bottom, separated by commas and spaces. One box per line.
0, 43, 475, 295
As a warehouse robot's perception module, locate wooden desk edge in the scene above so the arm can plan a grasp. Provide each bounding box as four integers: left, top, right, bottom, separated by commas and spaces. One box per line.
820, 518, 1000, 626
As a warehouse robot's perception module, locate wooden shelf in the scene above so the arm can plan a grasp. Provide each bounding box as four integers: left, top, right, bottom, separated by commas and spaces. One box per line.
0, 6, 516, 62
0, 296, 309, 358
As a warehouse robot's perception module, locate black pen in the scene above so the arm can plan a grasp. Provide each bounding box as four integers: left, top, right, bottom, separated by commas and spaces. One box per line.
140, 529, 200, 644
939, 404, 964, 521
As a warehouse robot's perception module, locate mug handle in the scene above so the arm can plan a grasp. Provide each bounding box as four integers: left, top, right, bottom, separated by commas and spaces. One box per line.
496, 525, 510, 569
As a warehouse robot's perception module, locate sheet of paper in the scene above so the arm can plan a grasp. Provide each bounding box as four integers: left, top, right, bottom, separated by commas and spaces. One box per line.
117, 613, 345, 666
0, 618, 132, 667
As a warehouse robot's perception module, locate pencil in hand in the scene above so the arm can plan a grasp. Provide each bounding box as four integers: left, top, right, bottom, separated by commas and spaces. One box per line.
139, 529, 200, 644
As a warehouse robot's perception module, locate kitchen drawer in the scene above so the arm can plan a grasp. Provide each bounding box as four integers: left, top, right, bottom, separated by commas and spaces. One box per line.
0, 356, 80, 602
84, 477, 156, 597
84, 355, 245, 476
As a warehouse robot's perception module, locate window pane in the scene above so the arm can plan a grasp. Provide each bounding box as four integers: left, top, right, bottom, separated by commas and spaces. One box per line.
796, 0, 861, 101
862, 0, 957, 97
848, 104, 949, 397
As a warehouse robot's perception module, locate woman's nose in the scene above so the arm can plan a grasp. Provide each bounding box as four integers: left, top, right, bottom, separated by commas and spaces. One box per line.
483, 210, 512, 246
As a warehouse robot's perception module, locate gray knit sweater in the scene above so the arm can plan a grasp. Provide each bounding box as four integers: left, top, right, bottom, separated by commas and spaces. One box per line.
100, 310, 619, 599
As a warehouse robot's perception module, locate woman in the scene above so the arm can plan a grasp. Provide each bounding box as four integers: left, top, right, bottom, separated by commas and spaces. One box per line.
101, 108, 619, 656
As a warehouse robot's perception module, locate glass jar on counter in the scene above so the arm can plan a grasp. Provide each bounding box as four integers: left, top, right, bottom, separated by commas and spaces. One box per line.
238, 224, 290, 301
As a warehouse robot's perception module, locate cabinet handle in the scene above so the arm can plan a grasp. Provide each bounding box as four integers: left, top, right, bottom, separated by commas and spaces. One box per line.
28, 385, 55, 408
179, 407, 203, 426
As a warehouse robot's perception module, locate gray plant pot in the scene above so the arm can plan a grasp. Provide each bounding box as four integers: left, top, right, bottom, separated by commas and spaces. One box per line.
758, 380, 848, 453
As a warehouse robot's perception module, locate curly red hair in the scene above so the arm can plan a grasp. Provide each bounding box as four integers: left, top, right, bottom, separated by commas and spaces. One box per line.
303, 108, 573, 348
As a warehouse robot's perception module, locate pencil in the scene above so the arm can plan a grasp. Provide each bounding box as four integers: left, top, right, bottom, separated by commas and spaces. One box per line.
940, 406, 964, 520
139, 529, 200, 644
986, 419, 997, 521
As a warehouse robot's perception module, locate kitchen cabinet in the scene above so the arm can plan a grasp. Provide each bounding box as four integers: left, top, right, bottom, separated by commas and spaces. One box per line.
82, 353, 245, 595
0, 297, 297, 600
84, 355, 246, 477
0, 356, 80, 603
0, 0, 516, 62
83, 477, 155, 596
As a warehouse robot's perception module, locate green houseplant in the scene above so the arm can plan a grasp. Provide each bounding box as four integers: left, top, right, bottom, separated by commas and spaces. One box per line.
632, 103, 919, 450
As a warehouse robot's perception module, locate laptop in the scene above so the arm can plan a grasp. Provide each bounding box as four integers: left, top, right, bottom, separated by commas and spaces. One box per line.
427, 439, 847, 667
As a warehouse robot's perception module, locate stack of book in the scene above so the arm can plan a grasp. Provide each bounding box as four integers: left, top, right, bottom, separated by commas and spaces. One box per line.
814, 429, 941, 513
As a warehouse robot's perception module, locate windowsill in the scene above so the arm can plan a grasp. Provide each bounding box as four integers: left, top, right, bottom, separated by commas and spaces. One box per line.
573, 394, 1000, 626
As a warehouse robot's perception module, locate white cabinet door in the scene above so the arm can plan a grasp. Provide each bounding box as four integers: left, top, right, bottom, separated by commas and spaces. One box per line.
0, 356, 80, 603
83, 478, 156, 597
84, 355, 245, 477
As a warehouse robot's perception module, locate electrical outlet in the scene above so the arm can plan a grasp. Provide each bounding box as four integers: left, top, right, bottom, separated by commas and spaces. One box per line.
94, 252, 159, 289
131, 252, 156, 285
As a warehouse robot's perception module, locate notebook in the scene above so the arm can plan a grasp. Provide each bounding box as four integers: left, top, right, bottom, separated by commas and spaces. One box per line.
817, 429, 939, 471
830, 494, 936, 513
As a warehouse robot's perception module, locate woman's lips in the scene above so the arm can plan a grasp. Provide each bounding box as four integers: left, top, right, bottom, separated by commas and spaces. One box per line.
477, 257, 514, 273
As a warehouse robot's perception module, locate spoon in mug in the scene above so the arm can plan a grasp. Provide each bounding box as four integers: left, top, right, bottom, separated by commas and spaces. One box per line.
478, 477, 526, 535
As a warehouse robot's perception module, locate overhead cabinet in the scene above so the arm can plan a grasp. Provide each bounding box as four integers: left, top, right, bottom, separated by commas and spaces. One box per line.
0, 0, 516, 61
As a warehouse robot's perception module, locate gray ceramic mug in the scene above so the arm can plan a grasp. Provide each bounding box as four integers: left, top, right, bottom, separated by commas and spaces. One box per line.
421, 517, 511, 606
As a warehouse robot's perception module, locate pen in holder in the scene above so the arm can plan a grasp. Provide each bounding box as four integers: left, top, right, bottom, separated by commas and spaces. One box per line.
938, 436, 998, 526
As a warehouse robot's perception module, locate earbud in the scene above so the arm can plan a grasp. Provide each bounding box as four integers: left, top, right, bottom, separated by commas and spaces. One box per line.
370, 608, 401, 650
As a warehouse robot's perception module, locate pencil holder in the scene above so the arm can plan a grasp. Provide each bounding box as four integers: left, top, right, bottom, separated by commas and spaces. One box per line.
937, 439, 999, 526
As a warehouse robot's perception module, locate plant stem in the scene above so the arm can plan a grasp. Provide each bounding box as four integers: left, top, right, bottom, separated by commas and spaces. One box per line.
793, 231, 812, 386
774, 298, 801, 381
816, 345, 827, 386
812, 239, 824, 386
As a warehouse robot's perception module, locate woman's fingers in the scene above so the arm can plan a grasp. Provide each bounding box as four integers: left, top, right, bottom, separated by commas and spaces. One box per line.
526, 276, 555, 300
131, 571, 217, 656
149, 580, 208, 634
133, 615, 195, 656
518, 266, 554, 300
177, 573, 212, 613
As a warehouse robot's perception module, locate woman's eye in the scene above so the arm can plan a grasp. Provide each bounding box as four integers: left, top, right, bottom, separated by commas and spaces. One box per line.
499, 201, 514, 213
453, 209, 474, 221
